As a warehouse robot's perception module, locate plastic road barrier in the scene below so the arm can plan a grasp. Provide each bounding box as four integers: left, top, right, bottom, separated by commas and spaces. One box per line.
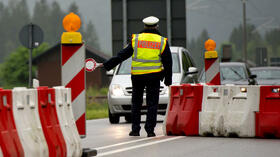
165, 85, 182, 135
54, 86, 82, 157
165, 84, 203, 135
177, 84, 203, 135
12, 87, 49, 157
223, 85, 260, 137
199, 85, 223, 135
0, 89, 24, 157
256, 86, 280, 138
37, 86, 67, 157
199, 85, 234, 136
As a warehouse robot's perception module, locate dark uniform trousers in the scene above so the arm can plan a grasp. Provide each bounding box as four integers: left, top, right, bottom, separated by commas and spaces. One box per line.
131, 74, 160, 133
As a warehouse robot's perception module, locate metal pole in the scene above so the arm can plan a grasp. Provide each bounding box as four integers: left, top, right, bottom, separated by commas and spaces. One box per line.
242, 0, 247, 64
166, 0, 172, 44
28, 23, 33, 88
122, 0, 127, 46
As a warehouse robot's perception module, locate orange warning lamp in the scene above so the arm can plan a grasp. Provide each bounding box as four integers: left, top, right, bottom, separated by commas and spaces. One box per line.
205, 39, 216, 51
204, 39, 218, 59
63, 12, 81, 32
61, 12, 82, 44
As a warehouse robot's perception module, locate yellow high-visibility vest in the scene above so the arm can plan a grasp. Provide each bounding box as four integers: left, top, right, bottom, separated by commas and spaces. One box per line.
131, 33, 167, 75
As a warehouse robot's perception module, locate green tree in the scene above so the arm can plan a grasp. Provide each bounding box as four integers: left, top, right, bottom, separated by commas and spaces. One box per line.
229, 23, 264, 62
0, 0, 30, 62
188, 29, 209, 69
265, 28, 280, 56
48, 1, 65, 44
68, 2, 80, 16
83, 21, 100, 49
0, 43, 49, 88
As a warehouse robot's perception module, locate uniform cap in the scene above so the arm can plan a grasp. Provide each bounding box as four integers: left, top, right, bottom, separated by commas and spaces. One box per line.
142, 16, 159, 26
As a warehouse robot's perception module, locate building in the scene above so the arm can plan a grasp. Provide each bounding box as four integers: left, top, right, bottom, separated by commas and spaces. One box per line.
33, 43, 110, 88
111, 0, 187, 55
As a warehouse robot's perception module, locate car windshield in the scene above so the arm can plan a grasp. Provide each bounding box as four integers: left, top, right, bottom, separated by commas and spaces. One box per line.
251, 69, 280, 79
220, 66, 246, 81
117, 53, 180, 75
200, 65, 247, 82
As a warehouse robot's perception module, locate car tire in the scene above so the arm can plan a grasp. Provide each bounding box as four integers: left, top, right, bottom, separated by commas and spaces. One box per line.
108, 108, 120, 124
125, 115, 132, 123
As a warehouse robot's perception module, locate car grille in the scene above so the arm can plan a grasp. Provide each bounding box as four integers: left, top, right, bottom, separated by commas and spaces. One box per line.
124, 86, 165, 95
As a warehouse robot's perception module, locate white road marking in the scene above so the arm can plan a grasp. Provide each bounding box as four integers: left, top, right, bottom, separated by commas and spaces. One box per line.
96, 136, 184, 156
95, 135, 164, 150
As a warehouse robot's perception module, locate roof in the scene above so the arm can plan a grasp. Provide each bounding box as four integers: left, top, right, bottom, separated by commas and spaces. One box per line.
33, 43, 110, 64
220, 62, 246, 67
250, 66, 280, 71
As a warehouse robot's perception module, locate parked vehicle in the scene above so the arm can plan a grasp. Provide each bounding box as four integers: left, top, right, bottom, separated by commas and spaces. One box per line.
199, 62, 257, 85
250, 66, 280, 85
107, 46, 198, 124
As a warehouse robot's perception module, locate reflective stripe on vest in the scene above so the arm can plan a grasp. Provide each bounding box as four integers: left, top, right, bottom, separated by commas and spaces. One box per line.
131, 33, 167, 75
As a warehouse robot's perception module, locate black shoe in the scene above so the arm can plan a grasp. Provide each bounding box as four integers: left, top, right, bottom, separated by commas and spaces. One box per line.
129, 131, 140, 136
147, 132, 156, 137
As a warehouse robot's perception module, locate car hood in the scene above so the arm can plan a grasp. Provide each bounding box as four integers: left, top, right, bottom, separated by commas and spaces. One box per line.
110, 73, 182, 87
221, 79, 249, 85
256, 79, 280, 85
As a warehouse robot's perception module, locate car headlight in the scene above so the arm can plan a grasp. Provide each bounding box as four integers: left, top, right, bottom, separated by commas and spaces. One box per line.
110, 84, 124, 96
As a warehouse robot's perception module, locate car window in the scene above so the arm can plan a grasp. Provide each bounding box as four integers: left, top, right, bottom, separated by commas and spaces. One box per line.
251, 69, 280, 79
117, 58, 132, 75
182, 51, 193, 73
117, 53, 180, 75
172, 53, 180, 73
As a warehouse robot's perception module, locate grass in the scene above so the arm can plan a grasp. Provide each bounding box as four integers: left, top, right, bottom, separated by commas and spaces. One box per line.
86, 87, 109, 120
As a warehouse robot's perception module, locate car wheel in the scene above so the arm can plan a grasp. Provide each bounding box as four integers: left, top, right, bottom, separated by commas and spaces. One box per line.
125, 114, 132, 123
108, 108, 120, 124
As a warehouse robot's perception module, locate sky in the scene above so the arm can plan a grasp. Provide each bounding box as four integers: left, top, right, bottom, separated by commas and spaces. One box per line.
1, 0, 280, 56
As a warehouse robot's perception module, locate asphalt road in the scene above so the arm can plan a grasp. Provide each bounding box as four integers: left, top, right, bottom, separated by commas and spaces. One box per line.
82, 116, 280, 157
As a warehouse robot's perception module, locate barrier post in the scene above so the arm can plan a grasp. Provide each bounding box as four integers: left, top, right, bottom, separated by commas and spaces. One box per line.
61, 12, 86, 137
204, 39, 220, 85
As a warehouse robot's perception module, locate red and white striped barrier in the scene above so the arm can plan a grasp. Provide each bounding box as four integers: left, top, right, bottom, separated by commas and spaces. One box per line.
164, 84, 280, 138
204, 39, 221, 85
61, 44, 86, 137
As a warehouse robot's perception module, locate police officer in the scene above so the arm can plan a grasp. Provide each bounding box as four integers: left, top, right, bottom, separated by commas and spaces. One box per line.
99, 16, 172, 137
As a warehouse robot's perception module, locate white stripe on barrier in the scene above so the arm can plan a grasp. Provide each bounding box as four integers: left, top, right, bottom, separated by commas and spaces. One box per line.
205, 59, 219, 83
0, 146, 3, 157
54, 86, 82, 157
199, 85, 223, 136
62, 45, 85, 85
72, 90, 86, 120
12, 87, 49, 157
224, 85, 260, 137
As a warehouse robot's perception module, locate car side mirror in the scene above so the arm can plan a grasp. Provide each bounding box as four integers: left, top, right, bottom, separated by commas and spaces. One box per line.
249, 74, 257, 79
186, 67, 198, 75
106, 69, 114, 76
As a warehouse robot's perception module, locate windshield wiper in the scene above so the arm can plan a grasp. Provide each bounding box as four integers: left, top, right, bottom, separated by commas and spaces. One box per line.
230, 68, 243, 79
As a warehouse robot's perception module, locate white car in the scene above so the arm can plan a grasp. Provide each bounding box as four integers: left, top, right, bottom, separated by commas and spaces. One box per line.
107, 46, 198, 124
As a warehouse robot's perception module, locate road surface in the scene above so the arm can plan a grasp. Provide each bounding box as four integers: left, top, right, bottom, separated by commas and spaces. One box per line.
82, 116, 280, 157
